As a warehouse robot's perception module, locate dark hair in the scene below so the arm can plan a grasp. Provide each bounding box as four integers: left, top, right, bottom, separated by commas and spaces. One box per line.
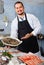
14, 1, 24, 7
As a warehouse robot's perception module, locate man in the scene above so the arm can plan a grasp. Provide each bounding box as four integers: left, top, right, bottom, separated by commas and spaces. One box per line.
11, 1, 41, 53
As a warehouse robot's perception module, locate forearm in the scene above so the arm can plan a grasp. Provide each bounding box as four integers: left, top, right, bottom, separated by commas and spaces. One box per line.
21, 32, 33, 40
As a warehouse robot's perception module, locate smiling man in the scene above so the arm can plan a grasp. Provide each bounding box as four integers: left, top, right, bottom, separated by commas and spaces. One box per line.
11, 1, 41, 53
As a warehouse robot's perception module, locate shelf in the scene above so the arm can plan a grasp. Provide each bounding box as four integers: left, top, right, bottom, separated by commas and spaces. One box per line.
0, 29, 4, 31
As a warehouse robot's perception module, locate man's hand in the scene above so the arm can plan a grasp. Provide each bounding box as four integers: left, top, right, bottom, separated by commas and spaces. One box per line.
21, 33, 33, 40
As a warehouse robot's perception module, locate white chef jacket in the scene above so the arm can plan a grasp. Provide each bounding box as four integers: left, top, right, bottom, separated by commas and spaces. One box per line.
10, 13, 41, 39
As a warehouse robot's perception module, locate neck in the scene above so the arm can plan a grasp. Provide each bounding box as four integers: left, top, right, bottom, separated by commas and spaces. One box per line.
18, 12, 25, 18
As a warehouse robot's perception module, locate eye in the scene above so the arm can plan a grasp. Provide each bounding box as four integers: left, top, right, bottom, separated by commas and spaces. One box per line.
16, 7, 19, 9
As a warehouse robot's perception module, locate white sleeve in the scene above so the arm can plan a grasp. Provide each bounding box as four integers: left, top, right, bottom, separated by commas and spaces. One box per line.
10, 18, 18, 39
31, 15, 41, 36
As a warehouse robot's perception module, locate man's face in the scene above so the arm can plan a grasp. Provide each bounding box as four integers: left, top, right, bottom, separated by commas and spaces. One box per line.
15, 3, 24, 15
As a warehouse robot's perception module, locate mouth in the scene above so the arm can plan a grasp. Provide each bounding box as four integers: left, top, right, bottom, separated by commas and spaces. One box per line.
18, 11, 24, 15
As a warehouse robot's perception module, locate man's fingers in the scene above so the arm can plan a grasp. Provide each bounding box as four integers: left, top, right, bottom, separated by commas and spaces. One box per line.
21, 37, 26, 39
